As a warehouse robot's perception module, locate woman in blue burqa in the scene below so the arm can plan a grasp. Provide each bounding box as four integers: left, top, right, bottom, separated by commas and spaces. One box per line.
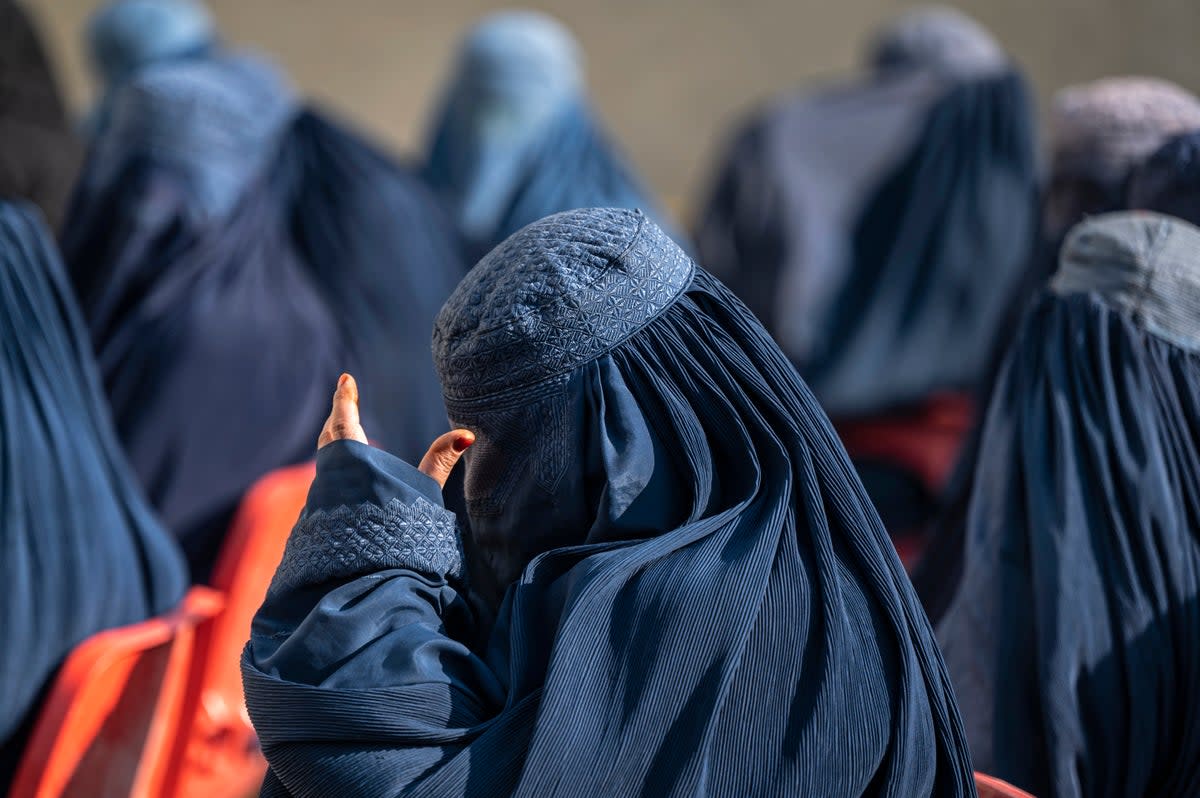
61, 51, 347, 579
425, 12, 681, 262
242, 208, 976, 797
82, 0, 467, 463
916, 78, 1200, 611
692, 7, 1039, 552
67, 31, 465, 577
928, 212, 1200, 797
0, 201, 187, 788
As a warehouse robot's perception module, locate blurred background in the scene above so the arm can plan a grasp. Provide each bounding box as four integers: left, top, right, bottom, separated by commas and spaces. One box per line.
26, 0, 1200, 205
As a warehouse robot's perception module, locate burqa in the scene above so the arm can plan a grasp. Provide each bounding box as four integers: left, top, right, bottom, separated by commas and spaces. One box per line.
243, 208, 976, 797
694, 8, 1039, 542
933, 212, 1200, 797
272, 109, 466, 462
0, 201, 187, 785
425, 11, 679, 261
1127, 131, 1200, 226
85, 0, 216, 136
61, 54, 345, 579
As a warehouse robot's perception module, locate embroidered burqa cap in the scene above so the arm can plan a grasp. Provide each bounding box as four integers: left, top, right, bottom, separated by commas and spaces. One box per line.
434, 207, 692, 403
1053, 210, 1200, 349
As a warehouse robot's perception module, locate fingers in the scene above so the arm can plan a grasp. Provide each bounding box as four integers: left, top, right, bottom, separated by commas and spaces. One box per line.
419, 429, 475, 488
318, 373, 368, 449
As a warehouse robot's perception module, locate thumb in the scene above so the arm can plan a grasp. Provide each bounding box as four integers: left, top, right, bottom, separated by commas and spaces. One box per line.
419, 429, 475, 489
318, 373, 368, 449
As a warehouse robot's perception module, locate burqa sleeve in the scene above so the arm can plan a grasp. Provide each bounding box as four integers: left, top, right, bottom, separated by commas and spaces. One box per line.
242, 440, 507, 796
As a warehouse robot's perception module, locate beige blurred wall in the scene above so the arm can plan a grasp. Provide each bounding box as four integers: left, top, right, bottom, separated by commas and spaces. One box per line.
23, 0, 1200, 214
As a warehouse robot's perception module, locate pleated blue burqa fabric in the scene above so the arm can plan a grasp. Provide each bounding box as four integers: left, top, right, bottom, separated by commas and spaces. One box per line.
0, 201, 187, 785
932, 212, 1200, 797
242, 208, 976, 797
425, 11, 679, 261
61, 54, 345, 579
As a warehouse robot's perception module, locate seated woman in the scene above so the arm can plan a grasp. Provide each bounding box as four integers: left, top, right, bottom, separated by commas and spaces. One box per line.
424, 12, 681, 261
0, 201, 187, 787
88, 0, 468, 463
918, 78, 1200, 612
931, 212, 1200, 797
61, 53, 347, 579
693, 7, 1039, 553
243, 209, 975, 796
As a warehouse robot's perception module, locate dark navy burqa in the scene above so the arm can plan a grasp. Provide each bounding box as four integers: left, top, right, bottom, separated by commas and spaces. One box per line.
932, 213, 1200, 797
694, 9, 1038, 535
271, 109, 467, 462
0, 202, 187, 784
87, 0, 462, 464
242, 209, 976, 797
425, 12, 679, 261
61, 54, 345, 579
0, 0, 83, 232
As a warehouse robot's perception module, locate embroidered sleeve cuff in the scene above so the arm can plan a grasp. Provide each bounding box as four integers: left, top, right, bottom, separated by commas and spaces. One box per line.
269, 441, 464, 592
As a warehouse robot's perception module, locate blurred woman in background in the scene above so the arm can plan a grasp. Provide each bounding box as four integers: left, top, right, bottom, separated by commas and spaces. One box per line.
932, 212, 1200, 797
425, 11, 681, 261
0, 201, 187, 787
694, 7, 1039, 556
916, 78, 1200, 605
61, 52, 346, 580
87, 0, 468, 464
0, 0, 82, 232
